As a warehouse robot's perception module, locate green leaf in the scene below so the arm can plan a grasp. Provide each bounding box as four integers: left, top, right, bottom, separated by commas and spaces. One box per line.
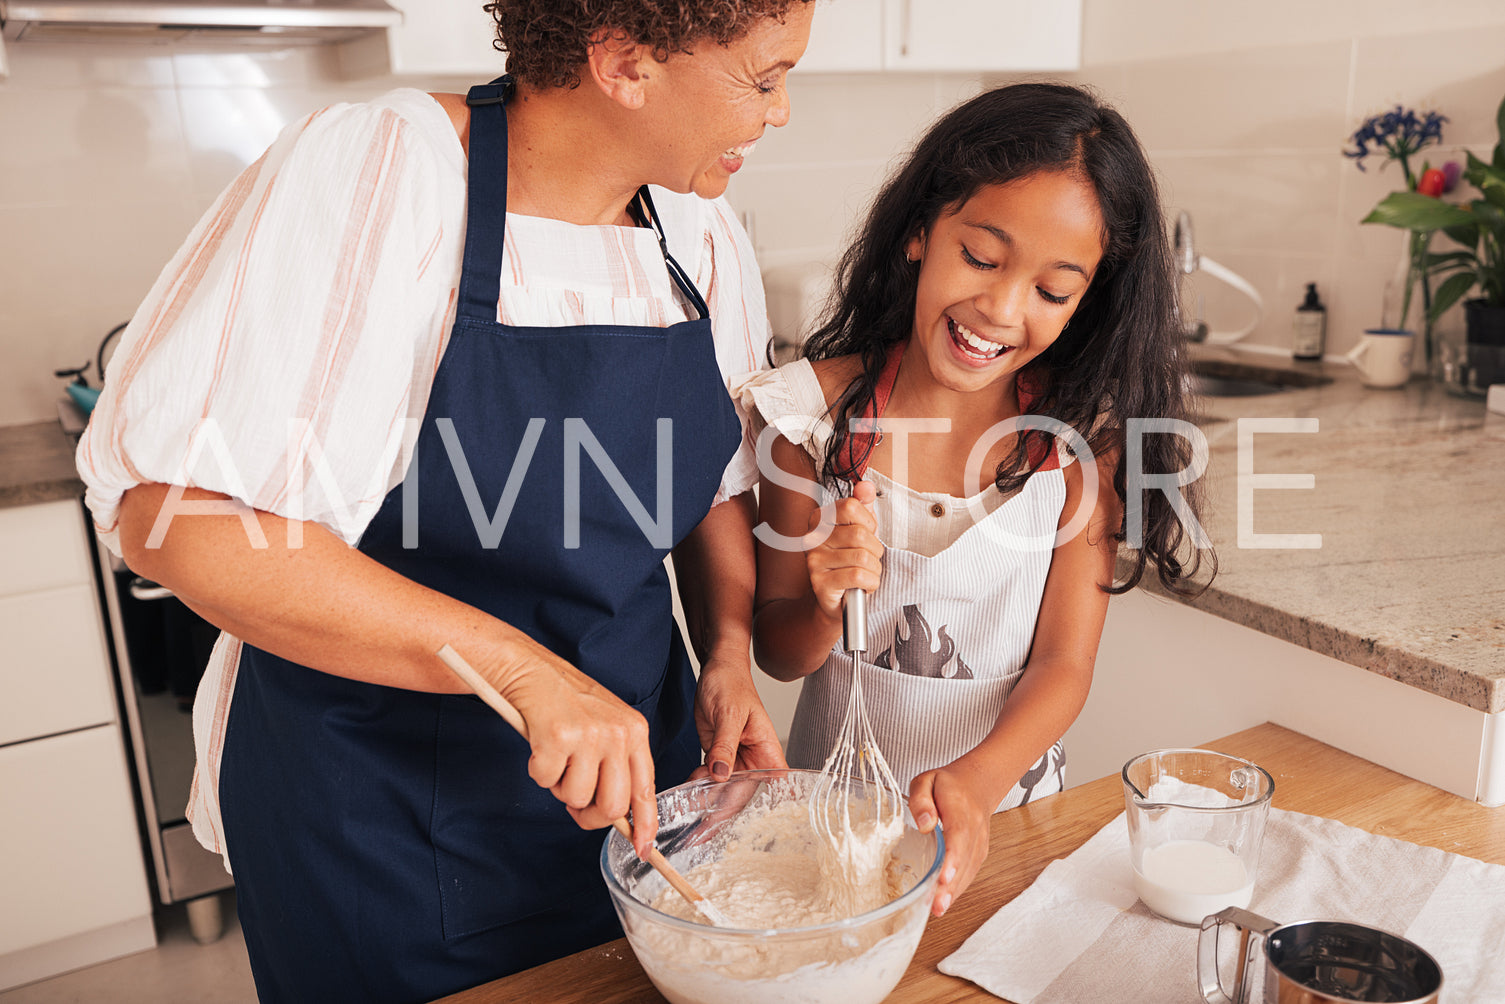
1496, 94, 1505, 165
1479, 176, 1505, 211
1466, 150, 1494, 184
1428, 270, 1479, 320
1476, 200, 1505, 227
1424, 251, 1475, 267
1361, 192, 1474, 230
1442, 220, 1480, 248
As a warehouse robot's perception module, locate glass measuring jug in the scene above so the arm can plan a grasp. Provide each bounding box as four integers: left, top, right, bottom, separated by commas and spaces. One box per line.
1122, 749, 1275, 925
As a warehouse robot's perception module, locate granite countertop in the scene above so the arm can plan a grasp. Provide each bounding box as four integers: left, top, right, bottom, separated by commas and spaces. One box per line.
1137, 347, 1505, 714
0, 408, 85, 508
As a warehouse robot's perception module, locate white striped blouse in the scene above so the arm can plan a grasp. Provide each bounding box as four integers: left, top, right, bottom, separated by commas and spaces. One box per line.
75, 88, 771, 863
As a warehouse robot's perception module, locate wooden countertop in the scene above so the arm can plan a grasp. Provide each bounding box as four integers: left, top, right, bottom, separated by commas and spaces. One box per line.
438, 723, 1505, 1004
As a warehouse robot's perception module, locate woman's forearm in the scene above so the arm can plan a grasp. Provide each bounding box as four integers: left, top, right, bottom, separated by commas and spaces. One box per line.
118, 483, 535, 695
671, 493, 757, 672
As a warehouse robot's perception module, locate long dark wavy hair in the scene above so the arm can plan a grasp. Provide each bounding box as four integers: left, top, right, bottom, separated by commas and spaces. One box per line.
803, 82, 1213, 595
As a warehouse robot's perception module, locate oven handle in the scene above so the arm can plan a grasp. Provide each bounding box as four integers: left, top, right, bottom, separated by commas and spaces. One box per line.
128, 577, 176, 602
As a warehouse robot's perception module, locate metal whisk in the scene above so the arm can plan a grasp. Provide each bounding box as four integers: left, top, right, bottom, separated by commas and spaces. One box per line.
809, 586, 905, 878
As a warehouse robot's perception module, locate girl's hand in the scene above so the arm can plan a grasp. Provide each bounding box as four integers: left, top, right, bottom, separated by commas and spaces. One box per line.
908, 762, 997, 917
804, 480, 883, 622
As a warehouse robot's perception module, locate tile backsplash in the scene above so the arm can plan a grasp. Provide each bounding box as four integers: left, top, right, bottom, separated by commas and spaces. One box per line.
3, 3, 1505, 426
0, 44, 476, 427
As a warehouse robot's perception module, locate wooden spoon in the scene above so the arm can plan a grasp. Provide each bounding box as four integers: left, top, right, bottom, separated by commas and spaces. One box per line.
434, 644, 732, 926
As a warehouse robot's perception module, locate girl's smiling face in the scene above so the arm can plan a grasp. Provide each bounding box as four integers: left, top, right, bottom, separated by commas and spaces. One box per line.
905, 169, 1106, 398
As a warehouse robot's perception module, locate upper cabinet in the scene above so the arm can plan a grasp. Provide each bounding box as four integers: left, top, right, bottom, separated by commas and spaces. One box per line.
795, 0, 1082, 73
340, 0, 506, 79
344, 0, 1080, 79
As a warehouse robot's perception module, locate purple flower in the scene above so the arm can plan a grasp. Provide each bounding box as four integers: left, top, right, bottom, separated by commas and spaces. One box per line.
1343, 105, 1448, 184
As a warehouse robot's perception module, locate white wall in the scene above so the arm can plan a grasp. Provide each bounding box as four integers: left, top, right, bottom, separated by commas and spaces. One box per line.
1045, 0, 1505, 360
0, 44, 479, 428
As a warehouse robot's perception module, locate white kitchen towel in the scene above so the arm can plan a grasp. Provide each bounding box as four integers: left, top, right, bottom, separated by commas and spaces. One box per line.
939, 807, 1505, 1002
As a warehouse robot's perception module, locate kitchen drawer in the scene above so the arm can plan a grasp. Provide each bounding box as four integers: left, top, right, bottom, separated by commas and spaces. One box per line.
0, 584, 115, 746
0, 725, 152, 962
0, 500, 94, 600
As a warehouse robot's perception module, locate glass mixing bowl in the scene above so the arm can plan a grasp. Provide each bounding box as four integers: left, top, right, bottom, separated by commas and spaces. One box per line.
600, 767, 944, 1004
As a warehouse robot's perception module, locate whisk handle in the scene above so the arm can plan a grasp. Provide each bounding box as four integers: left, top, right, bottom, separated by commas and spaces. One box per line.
842, 587, 867, 653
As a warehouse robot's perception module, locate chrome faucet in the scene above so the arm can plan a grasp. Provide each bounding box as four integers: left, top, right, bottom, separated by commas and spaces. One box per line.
1173, 211, 1209, 342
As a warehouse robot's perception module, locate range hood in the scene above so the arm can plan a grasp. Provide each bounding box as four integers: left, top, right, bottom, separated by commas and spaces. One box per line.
0, 0, 402, 44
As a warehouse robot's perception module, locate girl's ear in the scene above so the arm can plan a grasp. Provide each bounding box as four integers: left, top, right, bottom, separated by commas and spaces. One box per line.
585, 30, 650, 110
904, 232, 926, 263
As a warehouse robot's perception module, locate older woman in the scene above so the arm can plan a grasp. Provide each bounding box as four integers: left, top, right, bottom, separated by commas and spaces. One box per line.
76, 1, 813, 999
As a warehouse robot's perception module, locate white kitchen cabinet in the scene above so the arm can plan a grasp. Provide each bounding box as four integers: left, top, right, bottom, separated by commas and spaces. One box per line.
0, 586, 116, 747
0, 728, 155, 988
340, 0, 506, 79
0, 499, 153, 992
797, 0, 1081, 73
1063, 590, 1499, 806
796, 0, 887, 72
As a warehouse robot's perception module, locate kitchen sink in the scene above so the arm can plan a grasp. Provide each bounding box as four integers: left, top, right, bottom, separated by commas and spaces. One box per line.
1186, 359, 1332, 397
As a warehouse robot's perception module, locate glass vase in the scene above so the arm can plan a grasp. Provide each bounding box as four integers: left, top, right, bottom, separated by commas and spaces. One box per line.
1381, 229, 1434, 370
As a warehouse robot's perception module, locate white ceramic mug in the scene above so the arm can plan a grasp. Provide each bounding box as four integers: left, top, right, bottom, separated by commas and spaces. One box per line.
1347, 328, 1414, 388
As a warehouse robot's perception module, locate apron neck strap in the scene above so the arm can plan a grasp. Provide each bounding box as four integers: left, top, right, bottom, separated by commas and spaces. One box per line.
456, 78, 711, 324
629, 187, 711, 321
457, 76, 513, 323
839, 340, 905, 481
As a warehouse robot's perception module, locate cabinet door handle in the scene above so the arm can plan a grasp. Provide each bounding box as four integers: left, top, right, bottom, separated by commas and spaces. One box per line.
128, 577, 175, 602
900, 0, 911, 56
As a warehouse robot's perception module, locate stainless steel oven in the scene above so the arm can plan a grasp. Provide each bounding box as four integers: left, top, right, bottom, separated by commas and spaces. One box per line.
92, 546, 234, 943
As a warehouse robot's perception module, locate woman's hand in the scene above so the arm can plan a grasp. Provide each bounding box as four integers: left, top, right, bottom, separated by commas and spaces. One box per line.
670, 491, 784, 783
690, 656, 788, 782
804, 480, 883, 622
908, 760, 999, 917
482, 639, 661, 857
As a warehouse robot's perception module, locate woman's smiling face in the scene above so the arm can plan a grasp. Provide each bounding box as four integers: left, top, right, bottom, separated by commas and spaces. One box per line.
643, 4, 814, 199
905, 169, 1106, 397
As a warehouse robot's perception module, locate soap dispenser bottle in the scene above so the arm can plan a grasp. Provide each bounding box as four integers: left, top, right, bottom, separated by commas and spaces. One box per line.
1292, 282, 1326, 361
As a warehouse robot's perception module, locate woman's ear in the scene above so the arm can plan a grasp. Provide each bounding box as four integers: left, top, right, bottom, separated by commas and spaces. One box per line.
585, 30, 650, 110
904, 232, 926, 263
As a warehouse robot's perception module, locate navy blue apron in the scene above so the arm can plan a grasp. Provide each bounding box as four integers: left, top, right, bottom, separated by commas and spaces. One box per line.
219, 76, 741, 1003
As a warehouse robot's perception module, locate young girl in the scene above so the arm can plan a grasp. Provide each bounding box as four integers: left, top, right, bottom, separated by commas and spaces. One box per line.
739, 82, 1210, 919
